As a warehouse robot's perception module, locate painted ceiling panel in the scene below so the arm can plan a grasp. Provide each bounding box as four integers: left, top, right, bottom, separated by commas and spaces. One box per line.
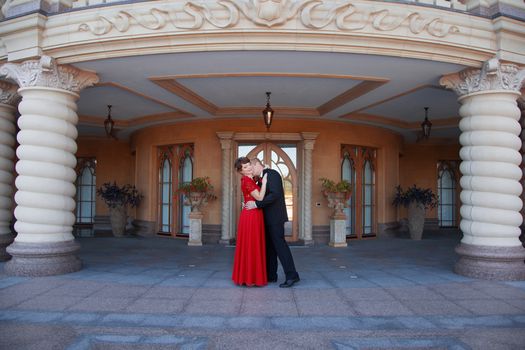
178, 76, 360, 107
363, 87, 460, 122
77, 85, 174, 119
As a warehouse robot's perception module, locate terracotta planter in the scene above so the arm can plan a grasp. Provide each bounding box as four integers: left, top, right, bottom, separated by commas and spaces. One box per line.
109, 205, 127, 237
407, 201, 425, 240
184, 191, 209, 213
323, 191, 350, 219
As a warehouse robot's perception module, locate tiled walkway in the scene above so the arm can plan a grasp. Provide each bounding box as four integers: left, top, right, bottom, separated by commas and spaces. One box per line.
1, 233, 525, 349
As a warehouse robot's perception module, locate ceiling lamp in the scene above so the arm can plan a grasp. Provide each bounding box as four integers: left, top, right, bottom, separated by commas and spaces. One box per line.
262, 91, 274, 130
421, 107, 432, 139
104, 104, 114, 138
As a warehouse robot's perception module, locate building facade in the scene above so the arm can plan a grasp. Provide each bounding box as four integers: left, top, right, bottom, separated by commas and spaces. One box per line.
0, 0, 524, 279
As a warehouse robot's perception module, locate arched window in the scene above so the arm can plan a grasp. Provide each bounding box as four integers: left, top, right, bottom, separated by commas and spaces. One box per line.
179, 151, 193, 235
437, 161, 458, 227
362, 158, 375, 236
159, 156, 172, 233
341, 152, 356, 236
157, 144, 194, 235
75, 159, 96, 224
341, 145, 377, 239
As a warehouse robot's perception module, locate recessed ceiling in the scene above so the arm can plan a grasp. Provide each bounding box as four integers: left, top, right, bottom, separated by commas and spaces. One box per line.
74, 50, 467, 141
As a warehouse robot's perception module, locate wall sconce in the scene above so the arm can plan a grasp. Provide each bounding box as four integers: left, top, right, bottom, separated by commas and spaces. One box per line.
104, 104, 114, 138
262, 91, 274, 130
421, 107, 432, 139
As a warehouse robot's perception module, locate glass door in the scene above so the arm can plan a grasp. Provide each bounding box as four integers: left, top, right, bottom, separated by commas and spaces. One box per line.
237, 143, 298, 241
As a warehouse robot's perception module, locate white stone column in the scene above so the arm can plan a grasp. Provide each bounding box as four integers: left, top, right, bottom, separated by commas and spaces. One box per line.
0, 81, 19, 261
0, 56, 98, 276
519, 99, 525, 247
440, 58, 525, 280
217, 132, 234, 244
301, 132, 318, 245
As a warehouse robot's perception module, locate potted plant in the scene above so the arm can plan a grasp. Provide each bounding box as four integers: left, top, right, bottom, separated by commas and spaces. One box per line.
392, 184, 438, 240
319, 178, 352, 218
177, 177, 217, 213
97, 182, 143, 237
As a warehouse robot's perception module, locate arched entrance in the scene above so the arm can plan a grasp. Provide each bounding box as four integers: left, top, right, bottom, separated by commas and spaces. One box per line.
237, 142, 298, 241
218, 131, 318, 245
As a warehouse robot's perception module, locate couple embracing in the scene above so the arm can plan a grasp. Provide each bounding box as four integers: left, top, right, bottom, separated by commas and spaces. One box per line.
231, 157, 300, 288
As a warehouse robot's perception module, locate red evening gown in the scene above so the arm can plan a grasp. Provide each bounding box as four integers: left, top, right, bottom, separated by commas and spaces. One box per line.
232, 176, 267, 286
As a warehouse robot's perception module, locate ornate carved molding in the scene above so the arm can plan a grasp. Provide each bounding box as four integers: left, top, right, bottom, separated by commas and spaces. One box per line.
0, 56, 99, 93
79, 0, 459, 38
0, 81, 20, 106
440, 58, 525, 97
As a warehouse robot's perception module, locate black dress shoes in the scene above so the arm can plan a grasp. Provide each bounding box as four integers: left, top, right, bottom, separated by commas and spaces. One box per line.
279, 277, 300, 288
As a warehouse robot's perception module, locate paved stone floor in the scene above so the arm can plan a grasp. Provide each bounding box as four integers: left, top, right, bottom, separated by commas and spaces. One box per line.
1, 232, 525, 349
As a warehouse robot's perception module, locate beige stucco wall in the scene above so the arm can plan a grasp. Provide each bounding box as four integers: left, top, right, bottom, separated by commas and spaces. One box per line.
78, 119, 464, 232
76, 137, 133, 216
399, 142, 461, 220
128, 118, 404, 229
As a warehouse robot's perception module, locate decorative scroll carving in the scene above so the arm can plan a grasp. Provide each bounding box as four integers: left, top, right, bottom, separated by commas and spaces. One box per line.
78, 0, 459, 38
0, 56, 99, 93
440, 58, 525, 97
0, 81, 20, 106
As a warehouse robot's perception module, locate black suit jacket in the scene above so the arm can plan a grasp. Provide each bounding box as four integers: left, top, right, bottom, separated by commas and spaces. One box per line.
255, 168, 288, 225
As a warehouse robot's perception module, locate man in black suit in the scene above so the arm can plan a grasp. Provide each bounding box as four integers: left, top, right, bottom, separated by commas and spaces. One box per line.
245, 158, 300, 288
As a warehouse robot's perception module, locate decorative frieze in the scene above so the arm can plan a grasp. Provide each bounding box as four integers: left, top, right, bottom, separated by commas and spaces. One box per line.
0, 56, 99, 93
440, 57, 525, 97
78, 0, 460, 38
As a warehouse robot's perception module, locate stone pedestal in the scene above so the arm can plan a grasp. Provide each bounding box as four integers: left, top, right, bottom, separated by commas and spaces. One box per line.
0, 56, 98, 276
188, 211, 203, 246
441, 58, 525, 280
329, 214, 347, 248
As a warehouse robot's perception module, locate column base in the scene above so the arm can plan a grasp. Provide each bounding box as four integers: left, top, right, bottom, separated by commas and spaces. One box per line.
301, 239, 315, 246
219, 238, 235, 245
455, 243, 525, 281
0, 233, 15, 261
5, 240, 82, 276
329, 241, 348, 248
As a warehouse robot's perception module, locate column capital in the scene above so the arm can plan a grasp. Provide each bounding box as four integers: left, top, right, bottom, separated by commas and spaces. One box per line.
216, 131, 234, 150
440, 58, 525, 97
0, 80, 20, 106
301, 132, 318, 150
0, 56, 98, 93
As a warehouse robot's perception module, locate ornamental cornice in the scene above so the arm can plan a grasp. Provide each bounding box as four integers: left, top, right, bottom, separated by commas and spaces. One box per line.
0, 56, 99, 93
440, 58, 525, 97
78, 0, 459, 38
0, 81, 20, 106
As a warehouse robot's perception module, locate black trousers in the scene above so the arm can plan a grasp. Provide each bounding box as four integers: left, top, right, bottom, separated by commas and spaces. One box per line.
265, 223, 299, 281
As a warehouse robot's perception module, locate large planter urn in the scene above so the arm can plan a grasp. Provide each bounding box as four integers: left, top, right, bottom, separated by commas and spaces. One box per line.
184, 191, 209, 213
323, 191, 350, 247
323, 191, 349, 218
109, 205, 127, 237
183, 191, 211, 246
407, 201, 425, 240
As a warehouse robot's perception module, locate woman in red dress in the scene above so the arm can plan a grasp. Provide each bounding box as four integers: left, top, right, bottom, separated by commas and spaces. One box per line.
232, 156, 268, 287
